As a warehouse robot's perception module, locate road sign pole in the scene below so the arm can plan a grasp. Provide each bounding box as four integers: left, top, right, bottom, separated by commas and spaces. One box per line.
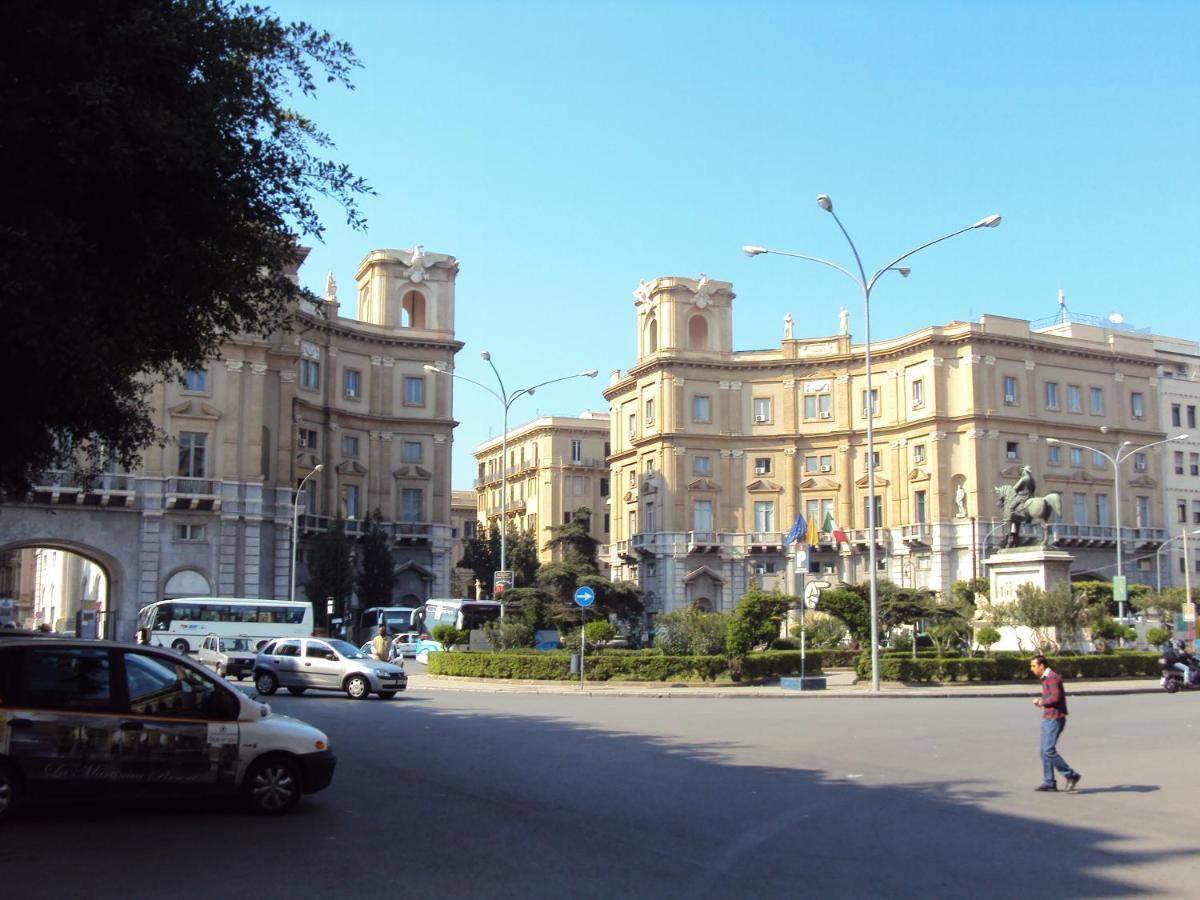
798, 573, 806, 683
573, 586, 595, 688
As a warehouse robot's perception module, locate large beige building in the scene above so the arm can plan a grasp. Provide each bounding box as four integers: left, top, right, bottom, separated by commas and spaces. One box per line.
603, 275, 1172, 614
0, 246, 463, 638
474, 411, 611, 573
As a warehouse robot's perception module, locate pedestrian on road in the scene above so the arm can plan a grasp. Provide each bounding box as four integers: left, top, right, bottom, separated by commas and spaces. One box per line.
1030, 654, 1081, 792
371, 626, 389, 661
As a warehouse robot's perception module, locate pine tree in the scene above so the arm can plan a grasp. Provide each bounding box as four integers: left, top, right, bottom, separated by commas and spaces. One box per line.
304, 516, 355, 632
356, 510, 395, 608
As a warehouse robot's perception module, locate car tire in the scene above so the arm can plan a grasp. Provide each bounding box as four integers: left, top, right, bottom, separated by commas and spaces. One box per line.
215, 664, 225, 678
243, 755, 302, 815
171, 639, 189, 653
377, 690, 397, 699
255, 671, 279, 695
345, 675, 370, 699
0, 760, 21, 824
286, 687, 307, 695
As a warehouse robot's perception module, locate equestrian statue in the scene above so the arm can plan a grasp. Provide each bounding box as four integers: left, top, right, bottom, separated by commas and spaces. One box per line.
994, 465, 1061, 548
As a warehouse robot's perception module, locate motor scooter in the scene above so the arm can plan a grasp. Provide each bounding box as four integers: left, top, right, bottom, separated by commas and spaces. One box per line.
1159, 657, 1200, 693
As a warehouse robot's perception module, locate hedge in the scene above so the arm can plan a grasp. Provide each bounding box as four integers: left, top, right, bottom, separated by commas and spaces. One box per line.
427, 650, 727, 682
854, 652, 1162, 683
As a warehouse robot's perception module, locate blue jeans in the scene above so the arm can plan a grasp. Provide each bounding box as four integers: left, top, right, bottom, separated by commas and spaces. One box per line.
1040, 717, 1076, 785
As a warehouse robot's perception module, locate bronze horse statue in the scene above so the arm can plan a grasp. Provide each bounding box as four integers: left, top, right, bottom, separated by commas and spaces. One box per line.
994, 484, 1061, 547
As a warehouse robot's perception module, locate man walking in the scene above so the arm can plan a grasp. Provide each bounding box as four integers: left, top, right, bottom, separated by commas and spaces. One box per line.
1030, 654, 1081, 792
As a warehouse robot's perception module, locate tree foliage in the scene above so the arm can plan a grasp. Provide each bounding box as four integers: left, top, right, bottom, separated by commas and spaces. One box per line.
535, 509, 642, 627
817, 586, 872, 648
1010, 583, 1097, 652
726, 590, 792, 659
1, 0, 371, 492
654, 608, 728, 656
459, 524, 539, 596
355, 510, 395, 608
304, 516, 354, 631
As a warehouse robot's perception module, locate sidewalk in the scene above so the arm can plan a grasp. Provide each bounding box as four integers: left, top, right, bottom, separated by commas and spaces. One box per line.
405, 669, 1164, 700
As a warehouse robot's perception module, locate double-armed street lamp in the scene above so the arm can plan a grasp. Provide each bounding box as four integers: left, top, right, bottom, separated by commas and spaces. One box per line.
1156, 528, 1200, 593
1046, 432, 1188, 621
744, 195, 1001, 692
291, 464, 324, 605
425, 354, 598, 587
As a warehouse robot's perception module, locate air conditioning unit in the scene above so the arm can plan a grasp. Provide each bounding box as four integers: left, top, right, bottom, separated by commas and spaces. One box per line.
754, 415, 767, 423
753, 566, 766, 576
911, 399, 921, 409
820, 464, 832, 473
819, 411, 832, 419
1007, 452, 1018, 460
1004, 394, 1017, 403
755, 467, 769, 475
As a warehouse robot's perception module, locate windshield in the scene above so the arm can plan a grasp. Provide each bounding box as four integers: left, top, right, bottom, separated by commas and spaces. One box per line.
326, 639, 366, 659
219, 638, 252, 652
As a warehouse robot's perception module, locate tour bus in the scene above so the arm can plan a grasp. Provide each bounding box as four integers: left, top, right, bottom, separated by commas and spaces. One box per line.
357, 606, 419, 644
137, 597, 313, 654
414, 598, 503, 651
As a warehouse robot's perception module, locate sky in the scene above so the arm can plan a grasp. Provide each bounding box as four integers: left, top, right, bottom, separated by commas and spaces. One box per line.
269, 0, 1200, 491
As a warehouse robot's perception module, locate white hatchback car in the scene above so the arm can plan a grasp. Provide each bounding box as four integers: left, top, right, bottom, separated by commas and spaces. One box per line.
254, 638, 407, 700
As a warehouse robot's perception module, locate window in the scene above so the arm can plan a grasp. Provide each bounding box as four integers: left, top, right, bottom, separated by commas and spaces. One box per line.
913, 444, 926, 464
1070, 447, 1083, 467
820, 454, 833, 472
1192, 500, 1200, 525
401, 488, 423, 522
464, 520, 477, 538
1073, 492, 1087, 524
173, 523, 205, 541
862, 494, 883, 527
754, 501, 774, 532
1136, 496, 1150, 528
343, 484, 360, 519
343, 435, 360, 458
804, 387, 833, 419
600, 477, 609, 497
178, 431, 207, 477
298, 428, 318, 450
911, 379, 924, 409
1172, 404, 1182, 427
1044, 382, 1059, 409
1178, 500, 1188, 523
694, 455, 711, 476
804, 455, 818, 473
861, 388, 879, 417
1093, 450, 1105, 468
124, 651, 234, 720
603, 513, 610, 533
1190, 406, 1197, 429
693, 500, 713, 532
1096, 494, 1110, 527
1003, 376, 1018, 403
1048, 445, 1061, 465
643, 502, 655, 532
627, 468, 636, 488
27, 647, 112, 711
753, 398, 772, 423
1191, 452, 1200, 477
1089, 387, 1104, 414
344, 369, 362, 400
571, 439, 583, 463
645, 398, 655, 426
300, 358, 320, 390
1133, 452, 1147, 473
1006, 441, 1019, 461
628, 510, 637, 536
754, 457, 771, 476
403, 441, 421, 462
182, 369, 207, 392
403, 376, 425, 406
1131, 392, 1144, 418
645, 458, 655, 477
1067, 385, 1081, 413
628, 412, 637, 438
915, 490, 927, 524
692, 395, 711, 423
869, 450, 881, 470
1175, 451, 1185, 475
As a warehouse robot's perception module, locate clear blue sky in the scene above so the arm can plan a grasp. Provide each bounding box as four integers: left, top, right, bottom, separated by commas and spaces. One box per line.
271, 0, 1199, 491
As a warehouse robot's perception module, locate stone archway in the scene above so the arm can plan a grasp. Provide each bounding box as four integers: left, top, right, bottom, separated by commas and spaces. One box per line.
0, 538, 123, 639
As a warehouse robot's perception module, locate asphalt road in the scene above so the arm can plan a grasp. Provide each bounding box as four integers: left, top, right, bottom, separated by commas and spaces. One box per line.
5, 687, 1199, 898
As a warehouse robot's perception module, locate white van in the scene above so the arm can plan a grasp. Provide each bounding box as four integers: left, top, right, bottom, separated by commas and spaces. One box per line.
0, 637, 335, 821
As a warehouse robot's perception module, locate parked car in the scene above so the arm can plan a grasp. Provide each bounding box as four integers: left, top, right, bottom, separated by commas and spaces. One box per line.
255, 638, 407, 700
0, 637, 335, 821
197, 634, 257, 680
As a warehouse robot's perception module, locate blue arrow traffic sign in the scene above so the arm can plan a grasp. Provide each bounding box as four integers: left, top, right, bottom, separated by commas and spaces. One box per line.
574, 586, 595, 608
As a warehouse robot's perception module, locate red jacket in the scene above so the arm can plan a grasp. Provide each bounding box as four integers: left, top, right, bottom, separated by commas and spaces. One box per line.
1040, 668, 1068, 720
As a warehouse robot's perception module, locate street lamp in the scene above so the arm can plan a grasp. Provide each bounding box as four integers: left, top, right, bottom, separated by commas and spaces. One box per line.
1156, 528, 1200, 592
1047, 432, 1188, 620
745, 196, 1001, 692
425, 355, 598, 589
290, 464, 324, 606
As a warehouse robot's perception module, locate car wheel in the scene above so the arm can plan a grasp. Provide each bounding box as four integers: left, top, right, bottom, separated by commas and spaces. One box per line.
377, 690, 397, 699
215, 663, 225, 678
171, 639, 189, 653
345, 675, 370, 699
286, 687, 307, 695
243, 755, 301, 814
255, 671, 279, 695
0, 761, 21, 823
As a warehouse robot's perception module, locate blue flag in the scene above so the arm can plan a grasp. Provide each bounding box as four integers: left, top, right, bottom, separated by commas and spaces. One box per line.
784, 511, 805, 545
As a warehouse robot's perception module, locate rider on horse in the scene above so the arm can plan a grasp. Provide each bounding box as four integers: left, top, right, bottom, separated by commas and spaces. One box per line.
1008, 465, 1036, 520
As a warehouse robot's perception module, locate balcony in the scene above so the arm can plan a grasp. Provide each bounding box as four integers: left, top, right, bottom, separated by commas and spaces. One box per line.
747, 531, 784, 551
1052, 524, 1166, 549
901, 523, 931, 546
165, 478, 219, 511
848, 528, 886, 549
298, 515, 448, 545
29, 470, 136, 507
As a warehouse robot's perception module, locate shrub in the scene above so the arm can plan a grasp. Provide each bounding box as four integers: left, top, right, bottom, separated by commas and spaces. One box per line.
431, 624, 466, 650
583, 620, 616, 646
741, 650, 824, 679
427, 650, 725, 682
975, 626, 1001, 655
857, 651, 1161, 682
1146, 626, 1172, 647
654, 608, 727, 655
482, 618, 535, 650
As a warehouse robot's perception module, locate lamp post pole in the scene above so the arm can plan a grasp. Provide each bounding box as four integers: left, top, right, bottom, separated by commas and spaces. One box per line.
425, 357, 598, 588
290, 464, 324, 607
1047, 433, 1187, 620
745, 199, 1001, 691
1156, 529, 1200, 592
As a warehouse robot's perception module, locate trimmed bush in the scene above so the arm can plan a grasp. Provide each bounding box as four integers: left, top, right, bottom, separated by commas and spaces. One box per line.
856, 651, 1162, 682
427, 650, 726, 681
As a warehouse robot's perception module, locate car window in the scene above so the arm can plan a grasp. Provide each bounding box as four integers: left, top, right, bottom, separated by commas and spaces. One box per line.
123, 651, 238, 720
277, 640, 301, 657
27, 647, 113, 711
326, 639, 366, 659
259, 641, 276, 655
304, 642, 336, 660
220, 638, 252, 652
0, 646, 16, 707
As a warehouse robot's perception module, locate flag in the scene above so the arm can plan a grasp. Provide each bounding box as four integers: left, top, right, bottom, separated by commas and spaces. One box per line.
805, 512, 820, 546
823, 510, 849, 546
784, 512, 805, 545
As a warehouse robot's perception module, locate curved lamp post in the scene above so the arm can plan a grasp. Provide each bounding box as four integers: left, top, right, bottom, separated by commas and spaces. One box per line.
425, 355, 598, 587
290, 464, 324, 606
745, 196, 1001, 692
1156, 528, 1200, 593
1047, 433, 1188, 620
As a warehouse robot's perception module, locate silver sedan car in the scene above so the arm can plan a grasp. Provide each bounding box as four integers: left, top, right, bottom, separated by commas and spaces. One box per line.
254, 637, 407, 699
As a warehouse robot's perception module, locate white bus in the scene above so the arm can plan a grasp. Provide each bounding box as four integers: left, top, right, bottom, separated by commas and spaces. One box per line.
137, 598, 313, 654
357, 606, 419, 643
414, 599, 502, 651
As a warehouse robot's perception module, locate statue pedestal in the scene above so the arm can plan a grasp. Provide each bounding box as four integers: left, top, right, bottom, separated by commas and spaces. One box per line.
983, 547, 1075, 652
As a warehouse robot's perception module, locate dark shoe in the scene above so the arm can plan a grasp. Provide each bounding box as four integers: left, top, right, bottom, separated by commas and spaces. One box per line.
1034, 783, 1058, 792
1065, 773, 1081, 792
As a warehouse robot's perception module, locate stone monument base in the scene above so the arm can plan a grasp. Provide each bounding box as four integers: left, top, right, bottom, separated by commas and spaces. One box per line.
983, 547, 1075, 652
